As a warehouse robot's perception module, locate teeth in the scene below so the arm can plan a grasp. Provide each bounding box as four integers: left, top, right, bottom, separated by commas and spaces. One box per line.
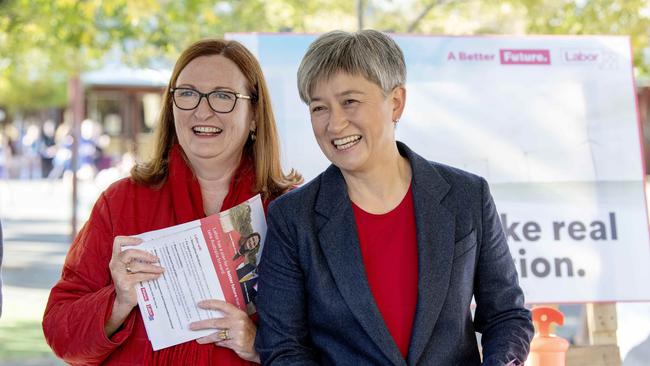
332, 135, 361, 150
192, 126, 222, 134
333, 135, 361, 146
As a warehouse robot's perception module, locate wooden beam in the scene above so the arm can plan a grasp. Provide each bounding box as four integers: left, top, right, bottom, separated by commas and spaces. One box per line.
566, 345, 621, 366
586, 303, 618, 346
564, 303, 622, 366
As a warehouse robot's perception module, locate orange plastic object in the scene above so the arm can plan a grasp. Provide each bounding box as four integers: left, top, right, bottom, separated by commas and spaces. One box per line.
526, 307, 570, 366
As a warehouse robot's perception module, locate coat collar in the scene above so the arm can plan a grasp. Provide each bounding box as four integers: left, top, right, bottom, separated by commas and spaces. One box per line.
314, 141, 454, 365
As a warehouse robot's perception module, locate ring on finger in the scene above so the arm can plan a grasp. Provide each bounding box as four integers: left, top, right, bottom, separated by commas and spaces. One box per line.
217, 328, 230, 341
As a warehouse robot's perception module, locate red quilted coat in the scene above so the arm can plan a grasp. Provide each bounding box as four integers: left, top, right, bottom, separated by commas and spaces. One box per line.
43, 145, 268, 365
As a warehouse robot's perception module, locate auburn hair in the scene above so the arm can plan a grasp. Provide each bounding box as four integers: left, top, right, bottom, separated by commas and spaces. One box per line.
131, 39, 302, 198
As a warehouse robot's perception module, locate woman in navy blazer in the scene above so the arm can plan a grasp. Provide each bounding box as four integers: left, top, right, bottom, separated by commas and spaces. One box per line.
255, 30, 533, 365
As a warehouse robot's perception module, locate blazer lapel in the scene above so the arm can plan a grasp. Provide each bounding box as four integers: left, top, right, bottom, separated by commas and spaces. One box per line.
399, 143, 455, 366
315, 165, 406, 366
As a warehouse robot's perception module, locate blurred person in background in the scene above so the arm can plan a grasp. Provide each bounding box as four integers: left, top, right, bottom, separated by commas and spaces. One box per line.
94, 150, 137, 192
77, 118, 101, 180
256, 30, 533, 365
20, 123, 41, 179
43, 38, 301, 365
5, 124, 20, 178
47, 122, 73, 179
95, 132, 113, 172
0, 131, 11, 179
39, 119, 57, 177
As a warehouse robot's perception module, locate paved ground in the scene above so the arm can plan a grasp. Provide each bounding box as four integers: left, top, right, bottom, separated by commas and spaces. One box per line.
0, 179, 95, 366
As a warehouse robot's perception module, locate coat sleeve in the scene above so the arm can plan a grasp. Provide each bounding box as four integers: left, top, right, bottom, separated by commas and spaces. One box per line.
42, 193, 137, 365
473, 179, 534, 366
254, 202, 319, 365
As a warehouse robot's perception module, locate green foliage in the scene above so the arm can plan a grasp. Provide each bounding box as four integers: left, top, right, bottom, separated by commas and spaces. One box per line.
394, 0, 650, 77
0, 0, 115, 111
519, 0, 650, 77
0, 0, 353, 112
0, 0, 648, 113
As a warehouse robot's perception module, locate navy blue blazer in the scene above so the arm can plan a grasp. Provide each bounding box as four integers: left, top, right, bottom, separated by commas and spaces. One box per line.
256, 142, 533, 365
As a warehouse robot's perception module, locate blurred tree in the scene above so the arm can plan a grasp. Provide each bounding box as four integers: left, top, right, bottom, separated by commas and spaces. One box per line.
381, 0, 650, 77
0, 0, 648, 113
519, 0, 650, 78
0, 0, 353, 112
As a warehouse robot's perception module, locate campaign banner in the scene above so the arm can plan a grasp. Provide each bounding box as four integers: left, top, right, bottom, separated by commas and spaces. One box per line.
229, 33, 650, 303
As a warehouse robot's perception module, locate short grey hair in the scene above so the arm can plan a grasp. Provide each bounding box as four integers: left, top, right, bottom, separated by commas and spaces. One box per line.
297, 29, 406, 104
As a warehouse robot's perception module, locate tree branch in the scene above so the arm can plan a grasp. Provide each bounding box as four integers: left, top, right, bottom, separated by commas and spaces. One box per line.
407, 0, 463, 33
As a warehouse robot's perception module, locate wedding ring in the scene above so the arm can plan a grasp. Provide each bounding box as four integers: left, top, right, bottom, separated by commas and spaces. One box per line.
217, 328, 230, 341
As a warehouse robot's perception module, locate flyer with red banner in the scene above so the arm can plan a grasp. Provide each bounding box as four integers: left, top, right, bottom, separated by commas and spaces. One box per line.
127, 194, 266, 350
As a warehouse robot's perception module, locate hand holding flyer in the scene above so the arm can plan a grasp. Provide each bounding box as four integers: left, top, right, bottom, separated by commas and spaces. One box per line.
126, 195, 266, 350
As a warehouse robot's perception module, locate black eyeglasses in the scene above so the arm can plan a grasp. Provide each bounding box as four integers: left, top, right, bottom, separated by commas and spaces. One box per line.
170, 88, 256, 113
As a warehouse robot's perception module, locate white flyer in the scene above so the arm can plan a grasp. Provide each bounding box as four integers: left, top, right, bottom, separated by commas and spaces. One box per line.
126, 195, 266, 350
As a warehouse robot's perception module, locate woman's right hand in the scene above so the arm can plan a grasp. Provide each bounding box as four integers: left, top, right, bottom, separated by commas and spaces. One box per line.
105, 236, 164, 337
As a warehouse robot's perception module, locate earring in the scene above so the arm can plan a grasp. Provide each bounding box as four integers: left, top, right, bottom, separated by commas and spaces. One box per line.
250, 129, 257, 142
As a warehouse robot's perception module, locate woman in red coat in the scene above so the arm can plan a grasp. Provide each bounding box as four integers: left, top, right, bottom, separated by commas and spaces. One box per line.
42, 39, 301, 365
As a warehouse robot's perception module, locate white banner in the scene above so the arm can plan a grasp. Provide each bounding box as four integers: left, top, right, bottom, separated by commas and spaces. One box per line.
229, 33, 650, 303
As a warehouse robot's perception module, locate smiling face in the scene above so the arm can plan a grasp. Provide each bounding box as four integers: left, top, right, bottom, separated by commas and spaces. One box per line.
244, 234, 260, 250
308, 72, 405, 176
173, 54, 255, 169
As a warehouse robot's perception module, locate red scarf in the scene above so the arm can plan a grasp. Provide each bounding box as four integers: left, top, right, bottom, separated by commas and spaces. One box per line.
167, 144, 259, 222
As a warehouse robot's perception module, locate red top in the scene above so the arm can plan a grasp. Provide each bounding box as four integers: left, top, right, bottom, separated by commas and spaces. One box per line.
352, 184, 419, 359
43, 145, 269, 366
